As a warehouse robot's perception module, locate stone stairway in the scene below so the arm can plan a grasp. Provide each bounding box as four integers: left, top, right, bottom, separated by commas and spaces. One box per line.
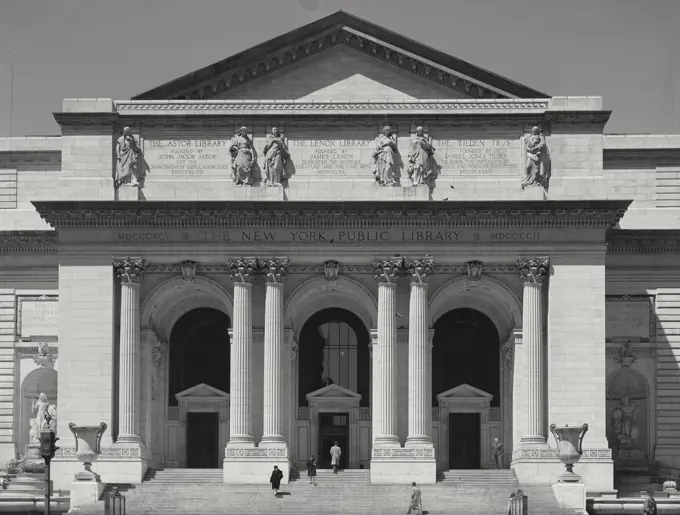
614, 473, 655, 498
71, 468, 578, 515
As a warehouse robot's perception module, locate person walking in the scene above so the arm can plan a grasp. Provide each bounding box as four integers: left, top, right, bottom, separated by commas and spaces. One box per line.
270, 465, 283, 497
306, 455, 317, 486
330, 441, 342, 474
407, 482, 423, 514
492, 438, 504, 469
643, 487, 658, 515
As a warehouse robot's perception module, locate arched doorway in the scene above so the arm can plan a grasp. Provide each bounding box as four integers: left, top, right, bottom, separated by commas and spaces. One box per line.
433, 308, 500, 469
298, 308, 370, 469
168, 307, 231, 468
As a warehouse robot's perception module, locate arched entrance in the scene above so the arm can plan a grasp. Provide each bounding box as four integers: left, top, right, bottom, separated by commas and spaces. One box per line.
433, 308, 501, 470
168, 307, 231, 468
19, 368, 58, 453
298, 308, 370, 469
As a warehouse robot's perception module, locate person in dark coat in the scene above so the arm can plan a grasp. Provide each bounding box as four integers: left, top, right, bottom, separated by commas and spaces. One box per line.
306, 455, 318, 486
270, 465, 283, 496
643, 487, 657, 515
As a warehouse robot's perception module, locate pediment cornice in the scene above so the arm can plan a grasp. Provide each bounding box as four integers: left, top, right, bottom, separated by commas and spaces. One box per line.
132, 12, 548, 101
0, 231, 57, 253
32, 200, 629, 230
607, 229, 680, 254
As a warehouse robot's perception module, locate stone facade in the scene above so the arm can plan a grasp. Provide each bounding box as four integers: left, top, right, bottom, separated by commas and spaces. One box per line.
1, 11, 679, 496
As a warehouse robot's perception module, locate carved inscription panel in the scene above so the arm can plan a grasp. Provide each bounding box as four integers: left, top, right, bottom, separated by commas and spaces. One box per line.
144, 139, 231, 177
605, 296, 654, 342
431, 137, 521, 177
17, 296, 58, 339
288, 139, 375, 177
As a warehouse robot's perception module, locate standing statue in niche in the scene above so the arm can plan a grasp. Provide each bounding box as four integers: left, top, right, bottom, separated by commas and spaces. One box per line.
31, 393, 50, 434
407, 126, 438, 188
611, 396, 641, 446
115, 127, 142, 188
230, 126, 256, 185
263, 127, 293, 186
373, 125, 400, 187
521, 126, 551, 189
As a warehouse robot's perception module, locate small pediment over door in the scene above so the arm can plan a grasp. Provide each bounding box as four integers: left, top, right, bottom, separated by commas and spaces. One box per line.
175, 383, 230, 404
437, 383, 493, 409
306, 383, 361, 410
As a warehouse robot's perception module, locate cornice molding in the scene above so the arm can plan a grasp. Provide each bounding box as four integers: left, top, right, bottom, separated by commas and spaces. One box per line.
31, 200, 629, 229
604, 148, 680, 163
0, 231, 57, 254
607, 230, 680, 254
145, 263, 519, 274
115, 99, 550, 116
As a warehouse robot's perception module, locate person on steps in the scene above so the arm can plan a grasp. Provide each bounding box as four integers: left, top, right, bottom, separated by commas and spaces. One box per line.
407, 482, 422, 514
492, 438, 504, 469
306, 455, 317, 486
643, 487, 657, 515
270, 465, 283, 497
330, 441, 342, 474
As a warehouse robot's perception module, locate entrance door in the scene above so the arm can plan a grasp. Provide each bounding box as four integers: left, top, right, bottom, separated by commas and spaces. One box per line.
318, 413, 349, 469
449, 413, 481, 469
186, 412, 219, 468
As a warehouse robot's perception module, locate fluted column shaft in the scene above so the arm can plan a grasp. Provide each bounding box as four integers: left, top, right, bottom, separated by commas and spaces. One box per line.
406, 258, 433, 447
518, 257, 549, 445
372, 258, 401, 447
261, 257, 290, 446
228, 260, 256, 446
114, 257, 147, 444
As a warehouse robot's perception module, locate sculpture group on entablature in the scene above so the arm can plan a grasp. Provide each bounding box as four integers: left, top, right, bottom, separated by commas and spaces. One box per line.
115, 127, 146, 189
229, 126, 262, 186
373, 125, 401, 187
407, 126, 439, 188
263, 127, 295, 187
521, 126, 551, 190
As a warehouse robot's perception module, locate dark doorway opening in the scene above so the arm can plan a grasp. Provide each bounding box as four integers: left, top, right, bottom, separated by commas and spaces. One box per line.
449, 413, 481, 469
186, 412, 219, 468
432, 308, 500, 407
168, 308, 231, 406
318, 413, 349, 469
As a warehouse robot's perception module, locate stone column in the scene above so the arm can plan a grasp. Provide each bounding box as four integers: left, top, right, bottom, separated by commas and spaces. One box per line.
371, 258, 402, 447
261, 257, 290, 447
113, 257, 148, 444
517, 257, 550, 447
406, 257, 434, 448
226, 258, 258, 447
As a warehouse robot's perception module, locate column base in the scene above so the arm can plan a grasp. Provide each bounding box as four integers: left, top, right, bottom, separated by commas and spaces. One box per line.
70, 478, 106, 510
223, 446, 290, 484
552, 482, 586, 513
259, 437, 287, 448
373, 436, 401, 447
370, 446, 436, 484
226, 438, 255, 448
405, 436, 433, 448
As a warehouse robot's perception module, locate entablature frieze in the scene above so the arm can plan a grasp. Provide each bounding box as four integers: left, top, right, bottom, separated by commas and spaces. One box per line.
32, 200, 629, 230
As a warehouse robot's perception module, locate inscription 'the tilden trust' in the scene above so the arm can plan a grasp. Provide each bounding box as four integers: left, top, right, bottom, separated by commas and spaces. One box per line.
115, 229, 542, 243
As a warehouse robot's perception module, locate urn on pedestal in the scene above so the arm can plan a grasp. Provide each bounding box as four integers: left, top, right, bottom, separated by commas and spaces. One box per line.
69, 422, 107, 481
549, 423, 588, 483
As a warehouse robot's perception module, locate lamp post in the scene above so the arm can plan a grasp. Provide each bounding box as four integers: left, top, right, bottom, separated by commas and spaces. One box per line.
39, 413, 59, 515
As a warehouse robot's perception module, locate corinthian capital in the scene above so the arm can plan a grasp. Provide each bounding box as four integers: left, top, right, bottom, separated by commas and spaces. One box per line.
372, 256, 405, 284
227, 257, 261, 283
263, 257, 291, 283
113, 257, 148, 283
405, 256, 434, 283
517, 257, 550, 285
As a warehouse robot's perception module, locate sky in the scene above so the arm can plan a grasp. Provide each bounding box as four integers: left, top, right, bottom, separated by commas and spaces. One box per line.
0, 0, 678, 137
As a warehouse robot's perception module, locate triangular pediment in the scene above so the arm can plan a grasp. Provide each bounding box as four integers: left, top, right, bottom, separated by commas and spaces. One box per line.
133, 11, 547, 101
175, 383, 229, 400
306, 383, 362, 401
437, 383, 493, 402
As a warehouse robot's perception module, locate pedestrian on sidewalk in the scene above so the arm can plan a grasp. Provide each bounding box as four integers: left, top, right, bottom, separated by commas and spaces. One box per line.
330, 441, 342, 474
306, 455, 317, 486
643, 487, 657, 515
407, 482, 422, 515
270, 465, 283, 497
492, 438, 504, 469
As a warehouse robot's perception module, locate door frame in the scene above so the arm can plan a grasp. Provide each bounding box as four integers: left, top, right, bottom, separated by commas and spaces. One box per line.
186, 411, 220, 468
448, 412, 481, 469
175, 383, 230, 468
317, 412, 350, 469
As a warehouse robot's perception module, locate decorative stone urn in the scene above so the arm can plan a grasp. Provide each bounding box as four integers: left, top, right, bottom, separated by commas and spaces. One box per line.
68, 422, 107, 481
549, 423, 588, 483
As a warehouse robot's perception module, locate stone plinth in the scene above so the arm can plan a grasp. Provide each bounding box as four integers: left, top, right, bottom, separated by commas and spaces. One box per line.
1, 473, 48, 497
369, 448, 437, 484
223, 449, 290, 484
139, 181, 285, 201
70, 478, 105, 510
115, 185, 139, 201
552, 482, 586, 513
